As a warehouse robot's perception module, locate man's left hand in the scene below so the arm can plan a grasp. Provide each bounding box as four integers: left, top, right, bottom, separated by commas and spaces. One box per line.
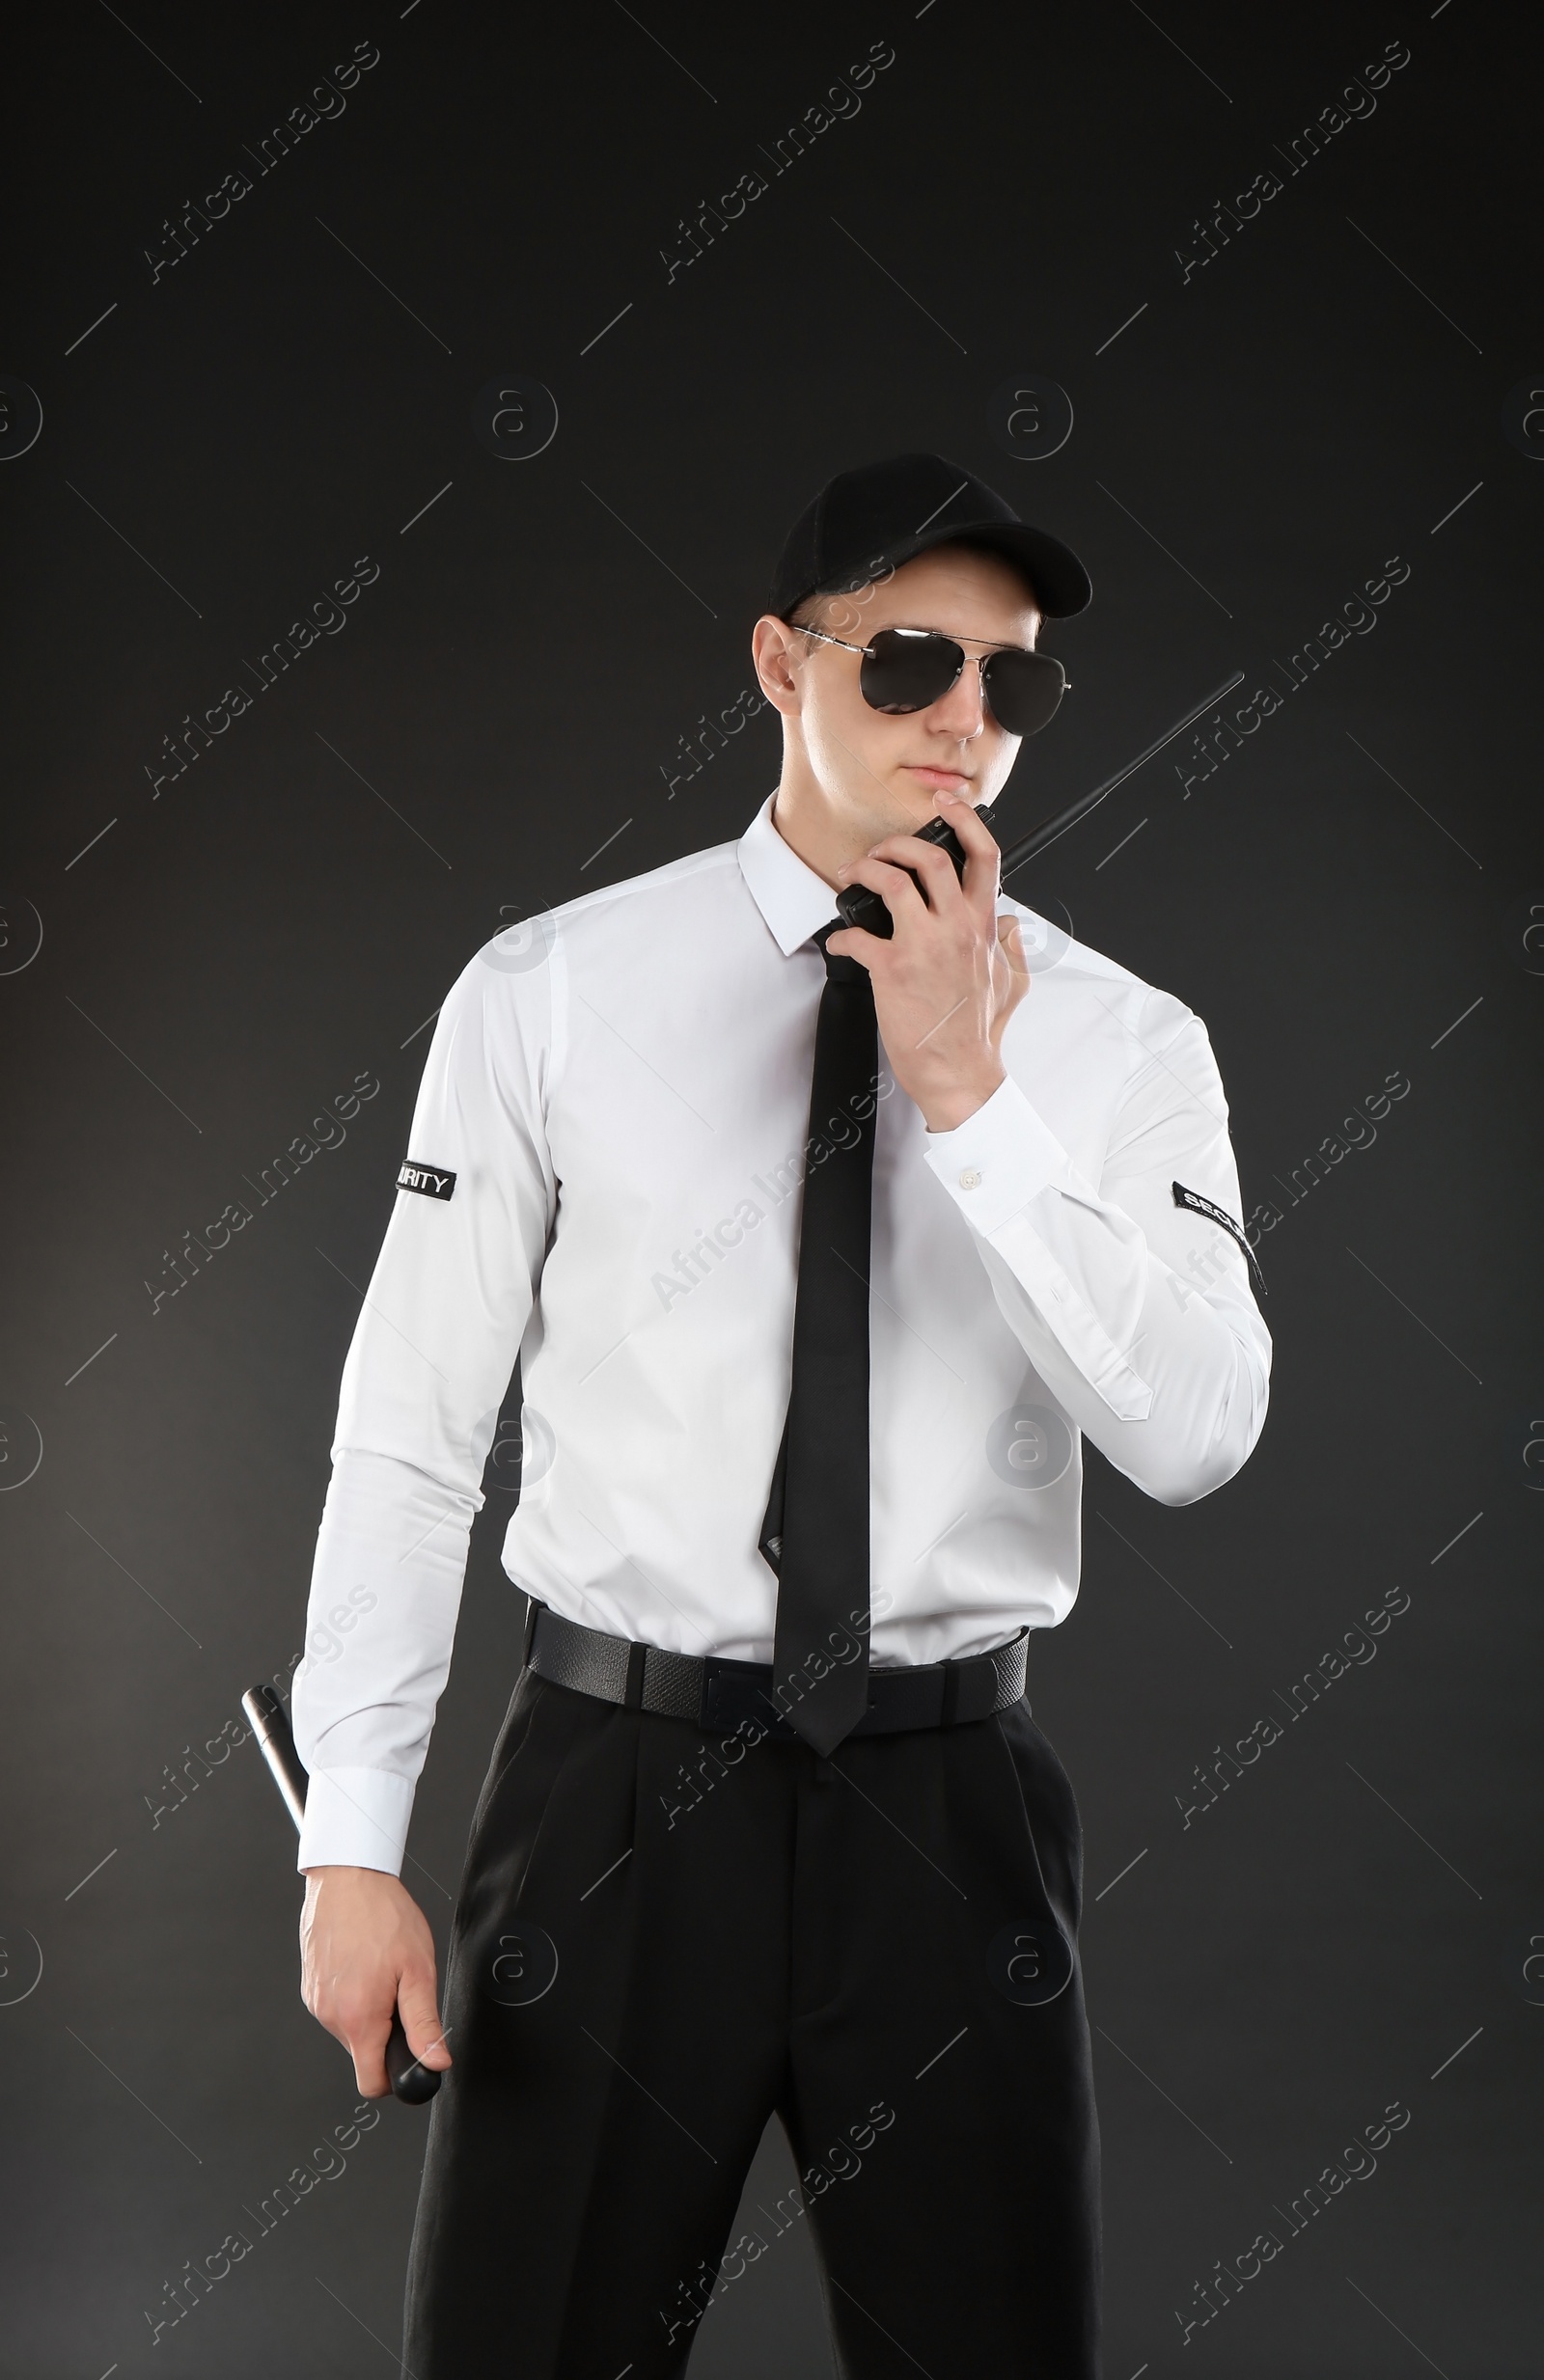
827, 786, 1031, 1134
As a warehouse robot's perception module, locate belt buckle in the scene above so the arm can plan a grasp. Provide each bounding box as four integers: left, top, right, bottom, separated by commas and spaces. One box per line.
699, 1655, 792, 1737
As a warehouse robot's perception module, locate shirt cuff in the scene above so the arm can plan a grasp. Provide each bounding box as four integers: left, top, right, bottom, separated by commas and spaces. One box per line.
922, 1071, 1070, 1233
295, 1765, 415, 1877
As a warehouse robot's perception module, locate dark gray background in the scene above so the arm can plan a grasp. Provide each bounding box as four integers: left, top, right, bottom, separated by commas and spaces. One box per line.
2, 2, 1540, 2373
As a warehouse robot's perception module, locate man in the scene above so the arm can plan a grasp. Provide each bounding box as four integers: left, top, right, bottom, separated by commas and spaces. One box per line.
293, 451, 1271, 2378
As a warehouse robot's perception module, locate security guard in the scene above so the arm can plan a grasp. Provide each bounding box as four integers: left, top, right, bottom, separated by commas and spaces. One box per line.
293, 451, 1271, 2378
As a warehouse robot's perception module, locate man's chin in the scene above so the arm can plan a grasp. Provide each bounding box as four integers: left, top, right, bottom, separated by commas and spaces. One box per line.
883, 776, 947, 828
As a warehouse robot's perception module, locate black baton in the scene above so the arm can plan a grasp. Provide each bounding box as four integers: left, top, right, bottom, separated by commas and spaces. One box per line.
241, 1682, 443, 2105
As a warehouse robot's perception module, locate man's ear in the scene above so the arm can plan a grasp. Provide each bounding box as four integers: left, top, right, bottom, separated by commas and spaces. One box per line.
751, 614, 805, 717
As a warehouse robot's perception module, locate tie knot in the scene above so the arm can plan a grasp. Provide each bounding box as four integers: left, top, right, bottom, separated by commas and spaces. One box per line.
813, 918, 870, 987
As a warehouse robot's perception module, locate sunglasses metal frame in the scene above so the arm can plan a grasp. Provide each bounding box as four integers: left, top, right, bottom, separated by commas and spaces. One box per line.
792, 622, 1070, 727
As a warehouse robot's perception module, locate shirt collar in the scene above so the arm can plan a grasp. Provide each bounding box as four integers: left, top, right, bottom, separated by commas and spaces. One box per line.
736, 787, 845, 957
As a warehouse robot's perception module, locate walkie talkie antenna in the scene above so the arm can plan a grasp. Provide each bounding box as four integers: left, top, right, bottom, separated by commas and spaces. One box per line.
999, 670, 1246, 884
833, 670, 1248, 941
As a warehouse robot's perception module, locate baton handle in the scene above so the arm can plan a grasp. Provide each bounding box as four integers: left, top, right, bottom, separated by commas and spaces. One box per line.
241, 1682, 442, 2105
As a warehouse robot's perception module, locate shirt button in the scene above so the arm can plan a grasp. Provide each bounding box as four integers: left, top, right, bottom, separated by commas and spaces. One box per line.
958, 1167, 982, 1190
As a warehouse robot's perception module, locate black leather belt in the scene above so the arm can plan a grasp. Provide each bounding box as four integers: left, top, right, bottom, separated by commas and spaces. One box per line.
523, 1600, 1030, 1738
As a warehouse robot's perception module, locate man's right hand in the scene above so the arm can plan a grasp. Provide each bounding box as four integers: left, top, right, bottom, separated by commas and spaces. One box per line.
299, 1865, 453, 2097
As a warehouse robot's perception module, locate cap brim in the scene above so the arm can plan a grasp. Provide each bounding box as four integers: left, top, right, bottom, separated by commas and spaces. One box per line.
887, 518, 1092, 617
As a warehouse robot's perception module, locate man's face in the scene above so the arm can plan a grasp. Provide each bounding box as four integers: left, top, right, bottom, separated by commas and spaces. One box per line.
757, 543, 1043, 842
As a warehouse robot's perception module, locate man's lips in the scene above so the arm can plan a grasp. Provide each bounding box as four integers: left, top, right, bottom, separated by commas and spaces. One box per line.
902, 765, 973, 790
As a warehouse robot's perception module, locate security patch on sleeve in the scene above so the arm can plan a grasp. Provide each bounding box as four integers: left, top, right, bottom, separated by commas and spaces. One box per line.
397, 1160, 457, 1201
1172, 1180, 1268, 1299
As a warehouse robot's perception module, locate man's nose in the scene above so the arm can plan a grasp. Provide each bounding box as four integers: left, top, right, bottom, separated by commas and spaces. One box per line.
924, 658, 986, 738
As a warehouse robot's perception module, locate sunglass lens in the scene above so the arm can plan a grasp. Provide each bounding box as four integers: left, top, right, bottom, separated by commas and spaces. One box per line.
980, 649, 1066, 737
859, 629, 962, 713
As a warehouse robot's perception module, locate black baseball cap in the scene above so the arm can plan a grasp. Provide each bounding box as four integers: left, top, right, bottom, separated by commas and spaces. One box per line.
769, 451, 1092, 623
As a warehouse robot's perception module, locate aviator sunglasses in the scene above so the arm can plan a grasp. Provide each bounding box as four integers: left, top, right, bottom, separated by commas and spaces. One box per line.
796, 622, 1070, 738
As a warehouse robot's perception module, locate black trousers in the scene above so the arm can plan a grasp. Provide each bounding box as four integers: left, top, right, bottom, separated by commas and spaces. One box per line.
403, 1662, 1102, 2378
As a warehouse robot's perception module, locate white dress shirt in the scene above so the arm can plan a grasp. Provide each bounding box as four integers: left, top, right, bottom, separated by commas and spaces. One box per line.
291, 787, 1271, 1874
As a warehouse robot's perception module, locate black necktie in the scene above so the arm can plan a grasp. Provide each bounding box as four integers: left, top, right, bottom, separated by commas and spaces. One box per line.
758, 920, 877, 1755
